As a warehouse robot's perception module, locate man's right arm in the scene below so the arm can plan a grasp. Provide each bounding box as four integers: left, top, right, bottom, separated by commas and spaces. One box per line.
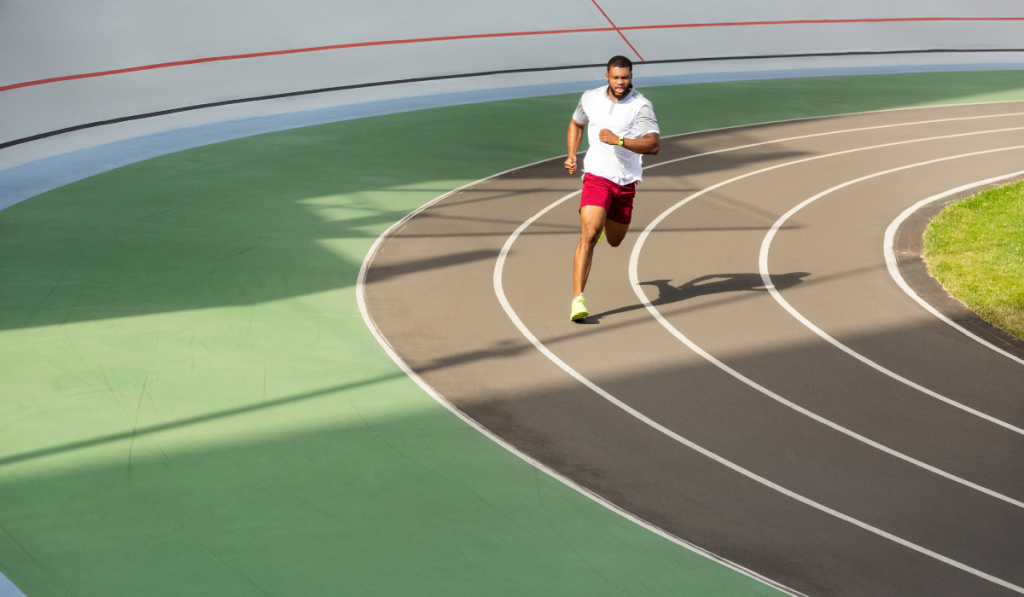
565, 119, 585, 174
565, 97, 588, 174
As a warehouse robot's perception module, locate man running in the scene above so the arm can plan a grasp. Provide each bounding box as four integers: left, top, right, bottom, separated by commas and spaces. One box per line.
565, 55, 660, 321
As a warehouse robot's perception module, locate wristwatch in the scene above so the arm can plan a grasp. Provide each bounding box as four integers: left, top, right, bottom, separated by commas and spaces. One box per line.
618, 137, 624, 146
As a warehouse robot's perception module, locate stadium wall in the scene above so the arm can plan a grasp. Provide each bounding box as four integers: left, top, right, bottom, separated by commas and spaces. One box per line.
2, 0, 1024, 169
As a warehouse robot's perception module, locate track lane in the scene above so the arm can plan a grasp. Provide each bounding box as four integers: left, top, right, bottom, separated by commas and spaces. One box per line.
758, 146, 1024, 416
763, 159, 1024, 409
364, 103, 1024, 595
630, 128, 1024, 479
630, 135, 1024, 485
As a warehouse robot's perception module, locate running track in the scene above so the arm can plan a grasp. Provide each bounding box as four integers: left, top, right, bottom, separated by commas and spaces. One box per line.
362, 102, 1024, 596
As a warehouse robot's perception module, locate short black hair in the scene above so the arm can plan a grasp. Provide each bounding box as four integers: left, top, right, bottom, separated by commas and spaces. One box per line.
607, 55, 633, 72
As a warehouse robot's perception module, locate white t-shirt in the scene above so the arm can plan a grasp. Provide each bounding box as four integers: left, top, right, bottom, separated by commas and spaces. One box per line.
572, 85, 659, 186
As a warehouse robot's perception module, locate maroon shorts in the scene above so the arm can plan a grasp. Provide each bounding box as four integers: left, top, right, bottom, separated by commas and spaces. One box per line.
580, 173, 636, 225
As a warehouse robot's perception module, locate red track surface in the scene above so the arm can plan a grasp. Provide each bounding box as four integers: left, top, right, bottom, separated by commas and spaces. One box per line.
2, 16, 1021, 93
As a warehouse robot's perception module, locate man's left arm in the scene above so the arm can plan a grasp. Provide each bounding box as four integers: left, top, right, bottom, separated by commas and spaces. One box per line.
597, 103, 660, 154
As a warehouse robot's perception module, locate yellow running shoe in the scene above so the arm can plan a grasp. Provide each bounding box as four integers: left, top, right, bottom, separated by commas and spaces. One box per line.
570, 293, 588, 321
597, 229, 605, 244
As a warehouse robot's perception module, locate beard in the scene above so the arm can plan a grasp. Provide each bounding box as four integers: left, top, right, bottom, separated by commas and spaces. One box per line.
610, 83, 633, 100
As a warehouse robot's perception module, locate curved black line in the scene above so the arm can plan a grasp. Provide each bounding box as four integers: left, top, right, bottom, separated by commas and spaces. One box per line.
3, 48, 1024, 151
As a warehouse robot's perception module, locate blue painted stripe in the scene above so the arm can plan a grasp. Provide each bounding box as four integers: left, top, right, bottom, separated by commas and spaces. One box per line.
0, 571, 27, 597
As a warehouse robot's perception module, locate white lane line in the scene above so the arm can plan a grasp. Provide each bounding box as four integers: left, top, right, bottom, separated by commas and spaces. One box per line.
759, 146, 1024, 441
643, 111, 1024, 173
884, 172, 1024, 367
497, 197, 1024, 596
357, 176, 806, 596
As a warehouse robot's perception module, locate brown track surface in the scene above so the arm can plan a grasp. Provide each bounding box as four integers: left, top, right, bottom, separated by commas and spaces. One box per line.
364, 103, 1024, 596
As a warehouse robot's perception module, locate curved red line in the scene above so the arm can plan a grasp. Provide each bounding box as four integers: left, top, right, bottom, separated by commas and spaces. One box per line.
3, 16, 1021, 94
0, 27, 614, 93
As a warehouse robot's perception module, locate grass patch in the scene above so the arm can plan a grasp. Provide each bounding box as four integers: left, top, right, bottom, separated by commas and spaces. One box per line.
924, 180, 1024, 339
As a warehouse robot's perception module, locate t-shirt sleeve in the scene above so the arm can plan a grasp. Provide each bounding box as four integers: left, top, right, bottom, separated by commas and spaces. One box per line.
636, 103, 659, 135
572, 98, 589, 125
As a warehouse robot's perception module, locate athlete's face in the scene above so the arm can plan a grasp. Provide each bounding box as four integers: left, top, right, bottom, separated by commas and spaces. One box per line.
606, 67, 632, 99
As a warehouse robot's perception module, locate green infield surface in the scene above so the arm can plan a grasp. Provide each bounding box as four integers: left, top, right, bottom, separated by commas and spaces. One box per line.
3, 71, 1024, 596
925, 179, 1024, 341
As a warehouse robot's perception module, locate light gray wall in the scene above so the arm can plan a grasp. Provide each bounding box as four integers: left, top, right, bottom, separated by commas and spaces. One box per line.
2, 0, 1023, 168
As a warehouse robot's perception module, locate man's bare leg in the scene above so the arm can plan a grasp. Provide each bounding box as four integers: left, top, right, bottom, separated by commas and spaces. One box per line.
604, 218, 629, 247
574, 205, 610, 297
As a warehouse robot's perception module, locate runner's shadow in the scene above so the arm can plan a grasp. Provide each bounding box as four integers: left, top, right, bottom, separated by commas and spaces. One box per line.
581, 272, 810, 323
